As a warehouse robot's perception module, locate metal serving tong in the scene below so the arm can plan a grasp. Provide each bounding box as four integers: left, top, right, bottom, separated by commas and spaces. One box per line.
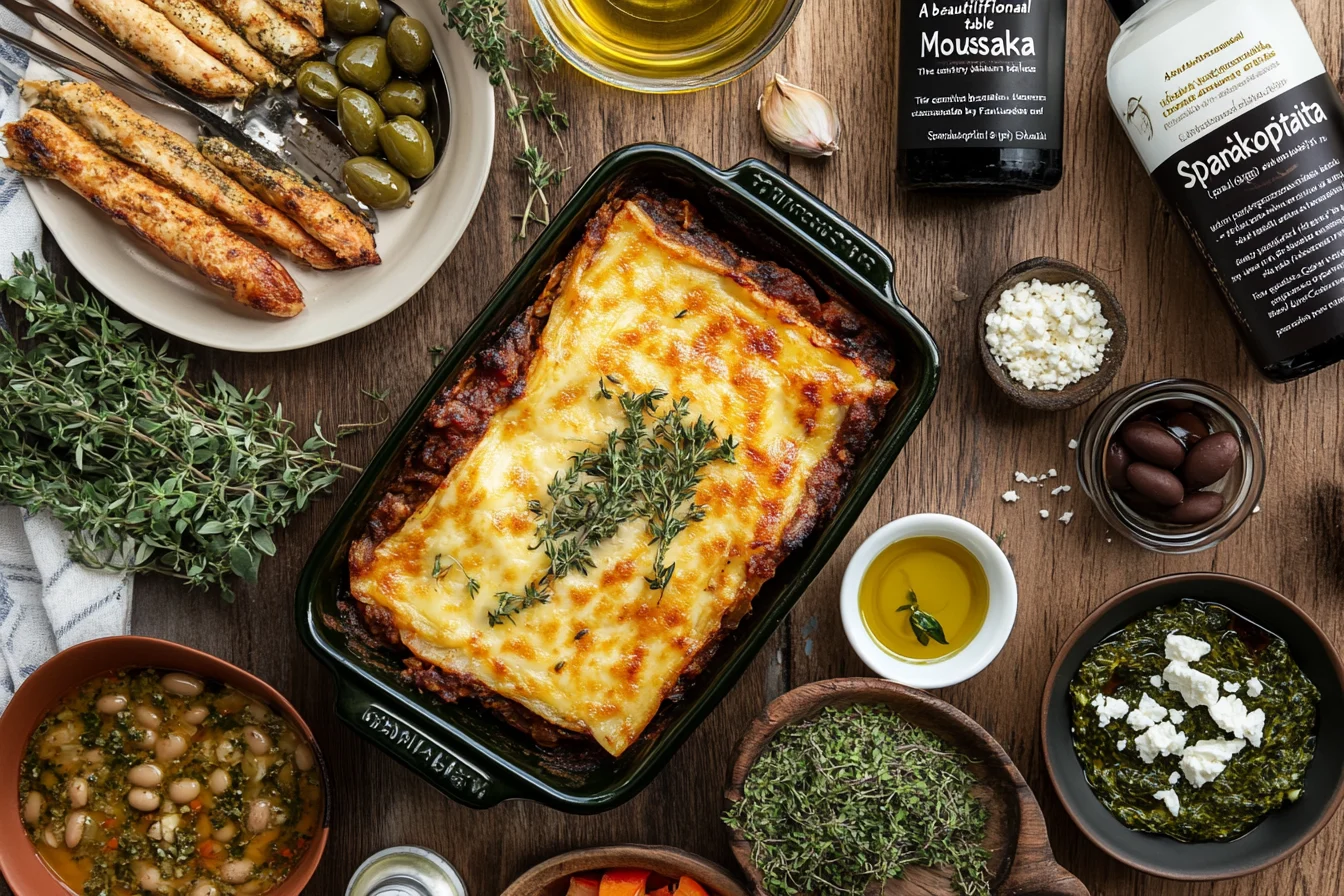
0, 0, 375, 229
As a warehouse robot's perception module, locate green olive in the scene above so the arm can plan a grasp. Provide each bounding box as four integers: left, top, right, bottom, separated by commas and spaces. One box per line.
295, 61, 343, 110
377, 115, 435, 179
336, 36, 391, 92
386, 15, 432, 75
324, 0, 381, 34
343, 156, 410, 209
376, 80, 426, 117
336, 87, 385, 156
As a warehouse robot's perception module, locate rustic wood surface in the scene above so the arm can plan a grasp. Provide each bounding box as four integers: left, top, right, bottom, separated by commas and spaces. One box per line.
12, 0, 1344, 893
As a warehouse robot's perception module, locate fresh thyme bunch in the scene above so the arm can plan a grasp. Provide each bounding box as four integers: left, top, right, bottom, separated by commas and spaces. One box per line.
0, 257, 351, 600
441, 0, 569, 239
725, 704, 991, 896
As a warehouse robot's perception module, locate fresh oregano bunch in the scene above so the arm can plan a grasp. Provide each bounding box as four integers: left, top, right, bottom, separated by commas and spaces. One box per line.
0, 256, 355, 600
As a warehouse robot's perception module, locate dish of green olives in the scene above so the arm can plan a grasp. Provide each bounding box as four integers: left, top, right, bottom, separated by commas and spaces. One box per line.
294, 0, 447, 209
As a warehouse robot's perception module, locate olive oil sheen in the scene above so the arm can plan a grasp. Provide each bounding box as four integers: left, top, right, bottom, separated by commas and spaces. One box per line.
858, 536, 989, 662
537, 0, 794, 83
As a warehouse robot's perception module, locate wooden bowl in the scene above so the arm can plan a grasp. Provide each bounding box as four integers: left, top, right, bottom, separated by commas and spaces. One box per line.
978, 257, 1128, 412
725, 679, 1087, 896
0, 637, 330, 896
501, 845, 750, 896
1041, 573, 1344, 880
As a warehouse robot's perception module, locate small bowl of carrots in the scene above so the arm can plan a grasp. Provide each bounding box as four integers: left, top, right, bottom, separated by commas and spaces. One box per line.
501, 845, 749, 896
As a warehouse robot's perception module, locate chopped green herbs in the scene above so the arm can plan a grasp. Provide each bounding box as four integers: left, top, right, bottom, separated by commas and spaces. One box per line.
431, 553, 480, 599
897, 589, 948, 646
488, 384, 737, 625
725, 704, 990, 896
0, 258, 353, 600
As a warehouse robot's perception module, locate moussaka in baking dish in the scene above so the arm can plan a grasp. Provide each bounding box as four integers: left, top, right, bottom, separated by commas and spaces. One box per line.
347, 193, 897, 757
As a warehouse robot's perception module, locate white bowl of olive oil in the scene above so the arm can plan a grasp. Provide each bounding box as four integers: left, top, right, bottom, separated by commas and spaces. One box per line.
841, 514, 1017, 689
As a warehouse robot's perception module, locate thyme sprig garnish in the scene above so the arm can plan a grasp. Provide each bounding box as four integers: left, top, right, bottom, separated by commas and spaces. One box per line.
0, 257, 354, 600
488, 384, 737, 626
897, 589, 948, 647
724, 704, 991, 896
431, 552, 480, 598
441, 0, 568, 239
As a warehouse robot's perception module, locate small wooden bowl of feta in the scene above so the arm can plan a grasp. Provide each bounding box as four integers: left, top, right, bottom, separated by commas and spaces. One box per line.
979, 257, 1128, 411
1040, 573, 1344, 880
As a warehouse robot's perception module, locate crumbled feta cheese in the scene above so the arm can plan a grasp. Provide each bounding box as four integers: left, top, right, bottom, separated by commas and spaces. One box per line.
1126, 693, 1169, 731
1180, 738, 1246, 787
1059, 511, 1074, 525
984, 279, 1114, 391
1051, 484, 1072, 495
1169, 771, 1181, 785
1169, 709, 1186, 725
1246, 677, 1264, 698
1039, 509, 1050, 519
1150, 674, 1163, 688
1223, 680, 1241, 693
1027, 475, 1039, 483
1091, 693, 1130, 728
1253, 505, 1261, 514
1153, 788, 1181, 817
1164, 633, 1212, 663
1068, 439, 1079, 450
1015, 472, 1029, 482
1117, 738, 1127, 751
1002, 490, 1021, 503
1135, 721, 1187, 764
1048, 469, 1058, 478
1207, 694, 1265, 746
1163, 660, 1221, 709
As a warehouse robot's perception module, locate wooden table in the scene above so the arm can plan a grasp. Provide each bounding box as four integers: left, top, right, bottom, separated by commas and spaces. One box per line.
19, 0, 1344, 893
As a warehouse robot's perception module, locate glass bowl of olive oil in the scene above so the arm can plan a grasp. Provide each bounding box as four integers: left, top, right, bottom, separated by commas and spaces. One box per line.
527, 0, 805, 93
841, 514, 1018, 689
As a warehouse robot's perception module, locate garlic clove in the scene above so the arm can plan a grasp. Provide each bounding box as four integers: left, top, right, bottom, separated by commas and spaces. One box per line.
757, 73, 840, 159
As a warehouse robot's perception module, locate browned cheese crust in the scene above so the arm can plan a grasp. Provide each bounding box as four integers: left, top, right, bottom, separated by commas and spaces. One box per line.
345, 192, 897, 751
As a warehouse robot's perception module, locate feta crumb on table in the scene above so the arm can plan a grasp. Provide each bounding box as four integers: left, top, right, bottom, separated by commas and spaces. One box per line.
1058, 511, 1074, 524
984, 279, 1114, 391
1002, 490, 1020, 503
1039, 509, 1050, 519
1068, 438, 1079, 450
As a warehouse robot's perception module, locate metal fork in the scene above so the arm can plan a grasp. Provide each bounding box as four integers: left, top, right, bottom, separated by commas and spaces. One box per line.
0, 0, 375, 228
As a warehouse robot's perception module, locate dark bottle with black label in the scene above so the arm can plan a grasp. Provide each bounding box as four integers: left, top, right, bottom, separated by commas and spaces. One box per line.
896, 0, 1067, 192
1107, 0, 1344, 380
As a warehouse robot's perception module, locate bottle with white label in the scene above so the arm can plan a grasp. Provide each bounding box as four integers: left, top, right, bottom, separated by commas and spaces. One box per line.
1107, 0, 1344, 380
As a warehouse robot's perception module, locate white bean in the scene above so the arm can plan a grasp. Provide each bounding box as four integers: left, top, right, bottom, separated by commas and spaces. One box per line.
83, 748, 104, 767
67, 778, 88, 809
128, 787, 161, 812
293, 743, 315, 772
183, 706, 209, 725
155, 732, 189, 763
23, 792, 44, 825
96, 694, 128, 714
137, 865, 162, 892
168, 778, 201, 804
134, 705, 162, 730
212, 820, 238, 842
220, 859, 254, 884
127, 763, 164, 788
208, 768, 231, 794
189, 884, 220, 896
216, 741, 242, 764
242, 726, 272, 756
245, 799, 272, 833
160, 672, 204, 697
64, 811, 88, 848
131, 729, 157, 751
43, 823, 61, 848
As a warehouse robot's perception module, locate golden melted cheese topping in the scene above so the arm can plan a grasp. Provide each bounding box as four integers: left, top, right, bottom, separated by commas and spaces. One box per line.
351, 202, 887, 756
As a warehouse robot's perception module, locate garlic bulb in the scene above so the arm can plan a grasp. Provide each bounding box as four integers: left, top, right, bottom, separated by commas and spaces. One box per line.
757, 74, 840, 159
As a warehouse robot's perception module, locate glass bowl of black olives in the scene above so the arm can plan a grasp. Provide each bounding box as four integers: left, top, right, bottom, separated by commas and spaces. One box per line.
296, 0, 446, 209
1075, 379, 1266, 553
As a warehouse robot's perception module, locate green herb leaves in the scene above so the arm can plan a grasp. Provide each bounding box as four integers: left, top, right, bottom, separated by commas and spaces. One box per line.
724, 704, 990, 896
0, 257, 348, 600
897, 590, 948, 646
431, 553, 480, 599
488, 384, 736, 626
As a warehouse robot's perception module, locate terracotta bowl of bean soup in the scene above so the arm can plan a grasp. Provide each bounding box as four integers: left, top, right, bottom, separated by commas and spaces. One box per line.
0, 636, 329, 896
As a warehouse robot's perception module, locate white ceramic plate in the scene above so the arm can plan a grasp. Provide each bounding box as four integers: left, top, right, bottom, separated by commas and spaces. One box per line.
19, 0, 494, 352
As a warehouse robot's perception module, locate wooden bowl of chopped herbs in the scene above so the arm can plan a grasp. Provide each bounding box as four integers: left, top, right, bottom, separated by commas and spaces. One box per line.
978, 257, 1128, 413
723, 678, 1087, 896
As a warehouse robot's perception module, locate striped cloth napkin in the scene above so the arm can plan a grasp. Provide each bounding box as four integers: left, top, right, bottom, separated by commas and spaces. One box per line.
0, 23, 133, 711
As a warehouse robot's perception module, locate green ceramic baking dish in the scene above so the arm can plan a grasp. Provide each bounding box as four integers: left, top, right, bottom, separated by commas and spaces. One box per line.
294, 143, 940, 812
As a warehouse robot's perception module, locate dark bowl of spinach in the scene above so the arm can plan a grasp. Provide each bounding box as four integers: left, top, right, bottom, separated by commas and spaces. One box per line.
1041, 573, 1344, 880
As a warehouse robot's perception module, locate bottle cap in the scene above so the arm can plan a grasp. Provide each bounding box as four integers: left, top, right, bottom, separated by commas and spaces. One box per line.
1106, 0, 1151, 23
346, 846, 469, 896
